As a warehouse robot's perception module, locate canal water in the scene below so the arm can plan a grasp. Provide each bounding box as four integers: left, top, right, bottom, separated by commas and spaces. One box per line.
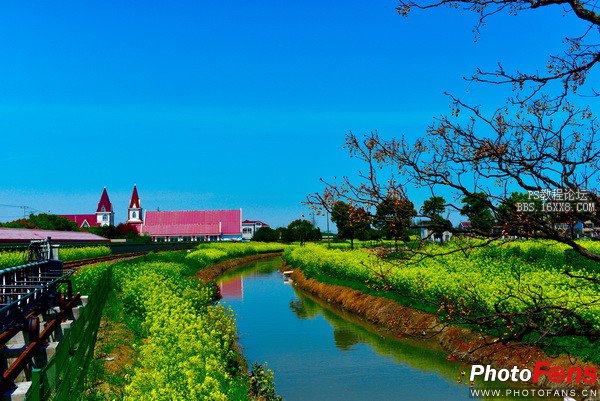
217, 257, 551, 401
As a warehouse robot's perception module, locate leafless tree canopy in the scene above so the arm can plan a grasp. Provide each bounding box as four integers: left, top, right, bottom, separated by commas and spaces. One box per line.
398, 0, 600, 100
308, 0, 600, 261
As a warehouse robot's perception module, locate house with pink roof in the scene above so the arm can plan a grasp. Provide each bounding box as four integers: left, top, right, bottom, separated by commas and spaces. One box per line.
126, 185, 242, 242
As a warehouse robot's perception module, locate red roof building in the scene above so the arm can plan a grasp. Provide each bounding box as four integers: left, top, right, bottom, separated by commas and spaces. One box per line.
141, 209, 242, 242
129, 185, 141, 209
61, 187, 114, 228
126, 185, 143, 230
59, 214, 99, 228
96, 188, 114, 226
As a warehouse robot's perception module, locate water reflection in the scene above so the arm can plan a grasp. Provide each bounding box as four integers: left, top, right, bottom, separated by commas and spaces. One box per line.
219, 276, 243, 299
291, 298, 361, 351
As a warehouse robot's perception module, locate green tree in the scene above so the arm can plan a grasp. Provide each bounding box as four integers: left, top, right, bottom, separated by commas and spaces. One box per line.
374, 196, 416, 242
252, 226, 279, 242
460, 192, 495, 234
421, 196, 451, 242
88, 225, 118, 239
1, 213, 80, 231
497, 192, 545, 237
283, 219, 320, 245
421, 196, 445, 218
331, 201, 371, 249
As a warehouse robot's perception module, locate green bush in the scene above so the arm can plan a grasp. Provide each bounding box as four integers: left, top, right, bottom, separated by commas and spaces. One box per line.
186, 242, 285, 268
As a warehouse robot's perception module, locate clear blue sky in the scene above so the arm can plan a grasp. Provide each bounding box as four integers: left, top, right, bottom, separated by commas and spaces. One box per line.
0, 1, 596, 227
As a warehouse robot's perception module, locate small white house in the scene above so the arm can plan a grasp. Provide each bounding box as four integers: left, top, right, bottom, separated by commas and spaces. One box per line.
242, 220, 270, 240
420, 227, 452, 242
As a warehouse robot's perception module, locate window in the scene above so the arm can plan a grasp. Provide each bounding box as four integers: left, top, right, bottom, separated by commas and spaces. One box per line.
102, 214, 108, 221
243, 227, 252, 234
132, 211, 137, 219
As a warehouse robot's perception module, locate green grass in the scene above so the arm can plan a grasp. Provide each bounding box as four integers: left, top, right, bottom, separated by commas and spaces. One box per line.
76, 244, 285, 401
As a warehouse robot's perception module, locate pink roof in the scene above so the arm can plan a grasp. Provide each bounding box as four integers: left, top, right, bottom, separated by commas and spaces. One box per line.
143, 223, 221, 236
0, 228, 109, 243
59, 214, 100, 227
142, 210, 241, 236
96, 188, 113, 213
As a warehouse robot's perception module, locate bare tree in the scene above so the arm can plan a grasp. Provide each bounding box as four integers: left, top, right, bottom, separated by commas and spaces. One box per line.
305, 0, 600, 359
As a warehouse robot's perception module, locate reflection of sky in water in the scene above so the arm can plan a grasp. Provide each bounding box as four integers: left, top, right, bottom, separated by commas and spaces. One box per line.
219, 258, 474, 401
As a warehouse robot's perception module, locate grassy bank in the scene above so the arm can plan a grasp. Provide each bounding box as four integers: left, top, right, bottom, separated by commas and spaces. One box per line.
76, 243, 285, 401
283, 240, 600, 364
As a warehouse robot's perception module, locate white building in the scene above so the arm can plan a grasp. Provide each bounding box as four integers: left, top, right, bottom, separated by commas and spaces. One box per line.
242, 220, 270, 240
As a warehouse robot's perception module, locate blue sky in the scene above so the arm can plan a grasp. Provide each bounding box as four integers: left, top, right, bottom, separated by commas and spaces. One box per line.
0, 1, 596, 227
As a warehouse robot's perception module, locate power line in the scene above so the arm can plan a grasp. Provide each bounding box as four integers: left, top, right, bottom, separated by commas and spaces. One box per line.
0, 204, 45, 219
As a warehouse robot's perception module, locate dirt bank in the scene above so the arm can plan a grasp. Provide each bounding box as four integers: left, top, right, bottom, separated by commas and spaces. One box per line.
195, 252, 283, 282
287, 266, 600, 391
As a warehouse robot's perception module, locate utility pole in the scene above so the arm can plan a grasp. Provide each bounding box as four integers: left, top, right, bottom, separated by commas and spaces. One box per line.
326, 210, 331, 247
0, 204, 31, 220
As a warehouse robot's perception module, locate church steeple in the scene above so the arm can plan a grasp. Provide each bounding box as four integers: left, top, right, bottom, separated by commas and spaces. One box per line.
96, 187, 114, 226
129, 184, 140, 209
127, 184, 143, 225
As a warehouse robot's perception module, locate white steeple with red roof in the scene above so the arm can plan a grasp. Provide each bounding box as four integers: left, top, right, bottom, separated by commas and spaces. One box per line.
96, 187, 114, 226
127, 184, 143, 225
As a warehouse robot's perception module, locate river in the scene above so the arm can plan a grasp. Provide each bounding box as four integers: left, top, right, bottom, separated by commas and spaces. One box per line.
217, 257, 556, 401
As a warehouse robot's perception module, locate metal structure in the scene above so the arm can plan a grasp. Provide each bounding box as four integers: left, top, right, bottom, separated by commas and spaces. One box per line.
0, 238, 77, 393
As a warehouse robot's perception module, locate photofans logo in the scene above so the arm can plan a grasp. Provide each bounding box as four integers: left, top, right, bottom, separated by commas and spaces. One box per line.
468, 363, 599, 399
470, 362, 597, 385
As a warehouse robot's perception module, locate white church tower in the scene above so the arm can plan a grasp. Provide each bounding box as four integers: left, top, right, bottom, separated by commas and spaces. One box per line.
127, 184, 143, 228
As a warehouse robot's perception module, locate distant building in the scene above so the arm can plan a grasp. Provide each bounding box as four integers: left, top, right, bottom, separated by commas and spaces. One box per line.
242, 220, 270, 240
554, 220, 600, 239
457, 222, 472, 231
59, 214, 98, 229
579, 220, 600, 238
60, 184, 247, 241
61, 187, 114, 228
420, 224, 452, 242
122, 185, 243, 242
141, 210, 242, 242
126, 184, 143, 232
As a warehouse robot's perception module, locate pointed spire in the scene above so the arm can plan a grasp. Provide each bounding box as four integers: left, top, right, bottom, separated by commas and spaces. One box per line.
129, 184, 141, 208
96, 187, 113, 213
